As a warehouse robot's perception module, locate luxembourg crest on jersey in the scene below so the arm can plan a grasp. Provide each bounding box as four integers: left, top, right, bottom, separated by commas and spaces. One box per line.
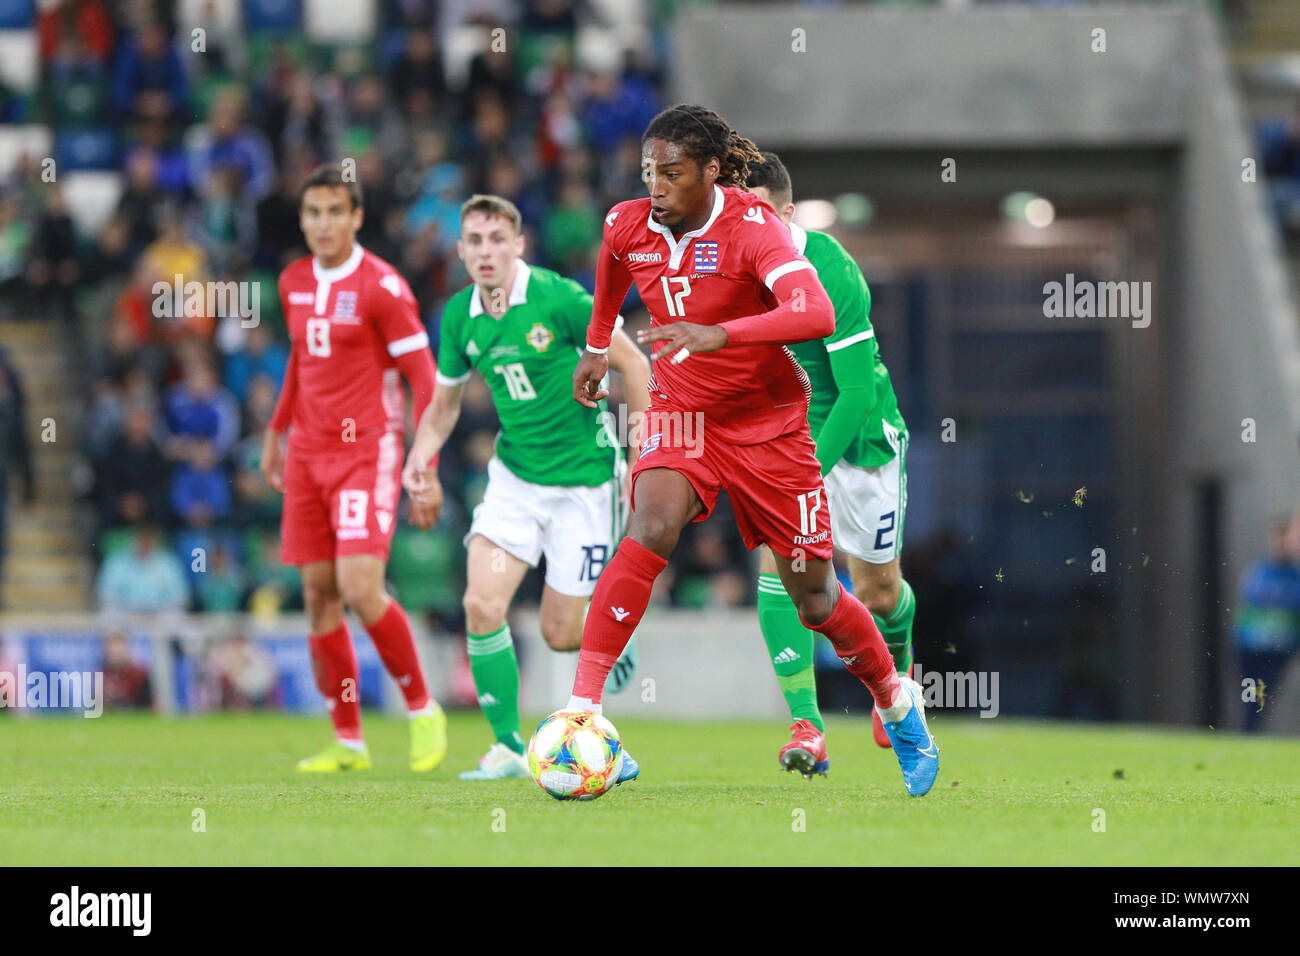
693, 241, 719, 273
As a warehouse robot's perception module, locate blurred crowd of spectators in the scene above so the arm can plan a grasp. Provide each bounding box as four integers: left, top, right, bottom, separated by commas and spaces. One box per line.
0, 0, 762, 625
0, 625, 283, 715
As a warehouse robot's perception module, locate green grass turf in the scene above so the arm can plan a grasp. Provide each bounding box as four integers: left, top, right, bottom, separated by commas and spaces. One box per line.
2, 711, 1297, 865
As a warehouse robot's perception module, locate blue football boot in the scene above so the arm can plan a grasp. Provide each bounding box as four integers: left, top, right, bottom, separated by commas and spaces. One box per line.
877, 676, 939, 797
615, 749, 640, 786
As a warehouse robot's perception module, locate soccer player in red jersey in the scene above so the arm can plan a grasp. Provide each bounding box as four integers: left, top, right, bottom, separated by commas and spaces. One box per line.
568, 106, 939, 796
261, 164, 447, 773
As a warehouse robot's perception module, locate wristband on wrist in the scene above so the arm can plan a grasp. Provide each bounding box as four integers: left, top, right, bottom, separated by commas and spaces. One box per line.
585, 343, 608, 354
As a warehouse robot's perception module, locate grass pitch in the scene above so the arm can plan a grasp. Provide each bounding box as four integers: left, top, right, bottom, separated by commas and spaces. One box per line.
2, 711, 1297, 866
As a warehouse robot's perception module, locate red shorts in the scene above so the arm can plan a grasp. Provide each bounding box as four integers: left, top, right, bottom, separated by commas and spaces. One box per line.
280, 433, 404, 566
629, 408, 834, 561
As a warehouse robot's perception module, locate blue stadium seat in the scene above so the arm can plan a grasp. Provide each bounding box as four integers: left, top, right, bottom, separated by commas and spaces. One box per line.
375, 29, 407, 72
0, 0, 34, 30
55, 128, 116, 171
243, 0, 301, 32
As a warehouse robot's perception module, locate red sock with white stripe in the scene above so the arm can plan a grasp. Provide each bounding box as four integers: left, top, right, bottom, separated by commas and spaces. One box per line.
309, 623, 363, 743
800, 583, 901, 709
365, 599, 432, 713
569, 538, 667, 709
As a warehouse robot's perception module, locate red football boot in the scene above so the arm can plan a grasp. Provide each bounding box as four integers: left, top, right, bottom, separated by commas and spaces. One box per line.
873, 663, 915, 748
779, 719, 829, 778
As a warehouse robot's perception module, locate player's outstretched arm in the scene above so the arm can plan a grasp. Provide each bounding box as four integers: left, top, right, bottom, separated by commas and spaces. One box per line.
585, 237, 635, 353
394, 347, 436, 428
636, 271, 836, 363
402, 379, 463, 507
261, 346, 300, 492
607, 327, 651, 437
719, 270, 835, 347
811, 254, 878, 472
578, 235, 636, 406
814, 339, 876, 475
260, 428, 286, 492
636, 321, 728, 363
607, 326, 652, 501
573, 349, 609, 407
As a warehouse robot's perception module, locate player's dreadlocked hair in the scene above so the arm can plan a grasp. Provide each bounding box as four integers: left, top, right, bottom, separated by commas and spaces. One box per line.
642, 105, 764, 188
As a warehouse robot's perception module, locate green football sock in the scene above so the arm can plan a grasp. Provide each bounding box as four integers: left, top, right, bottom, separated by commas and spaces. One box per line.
756, 572, 824, 733
466, 625, 525, 754
872, 579, 916, 674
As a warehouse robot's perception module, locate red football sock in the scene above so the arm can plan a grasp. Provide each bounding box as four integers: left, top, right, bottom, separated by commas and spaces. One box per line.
309, 622, 363, 741
572, 538, 668, 703
800, 583, 900, 708
364, 599, 431, 711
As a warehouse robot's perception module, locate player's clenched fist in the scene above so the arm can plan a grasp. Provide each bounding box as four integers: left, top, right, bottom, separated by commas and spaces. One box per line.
260, 429, 285, 492
408, 493, 441, 531
401, 456, 443, 529
573, 350, 610, 407
401, 454, 435, 497
637, 322, 728, 363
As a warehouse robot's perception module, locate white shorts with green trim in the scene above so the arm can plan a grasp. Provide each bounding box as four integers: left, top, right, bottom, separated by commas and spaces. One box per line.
823, 433, 908, 564
465, 456, 623, 597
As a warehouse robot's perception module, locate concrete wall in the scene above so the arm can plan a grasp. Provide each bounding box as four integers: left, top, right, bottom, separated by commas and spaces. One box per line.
515, 608, 790, 721
673, 5, 1188, 147
669, 3, 1300, 726
1165, 9, 1300, 724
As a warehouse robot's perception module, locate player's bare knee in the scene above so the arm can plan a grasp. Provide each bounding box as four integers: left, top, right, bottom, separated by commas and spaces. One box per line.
303, 580, 342, 615
541, 621, 582, 652
462, 591, 506, 635
305, 597, 343, 634
336, 574, 381, 614
856, 580, 900, 618
795, 590, 835, 627
628, 511, 680, 558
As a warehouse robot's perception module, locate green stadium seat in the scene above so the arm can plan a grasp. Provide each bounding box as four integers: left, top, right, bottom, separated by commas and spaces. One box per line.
192, 73, 238, 124
49, 75, 106, 126
244, 34, 314, 78
96, 527, 170, 561
241, 528, 270, 573
516, 33, 569, 79
387, 527, 463, 614
674, 575, 713, 611
246, 270, 284, 334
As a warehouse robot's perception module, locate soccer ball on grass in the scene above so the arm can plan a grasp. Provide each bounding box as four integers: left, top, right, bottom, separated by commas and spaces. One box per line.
527, 709, 625, 801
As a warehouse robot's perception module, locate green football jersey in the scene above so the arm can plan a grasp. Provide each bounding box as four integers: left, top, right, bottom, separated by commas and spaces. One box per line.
788, 224, 907, 468
437, 261, 619, 487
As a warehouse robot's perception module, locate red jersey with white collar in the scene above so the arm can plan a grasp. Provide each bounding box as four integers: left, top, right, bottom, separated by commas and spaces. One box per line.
271, 243, 435, 454
588, 185, 832, 445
